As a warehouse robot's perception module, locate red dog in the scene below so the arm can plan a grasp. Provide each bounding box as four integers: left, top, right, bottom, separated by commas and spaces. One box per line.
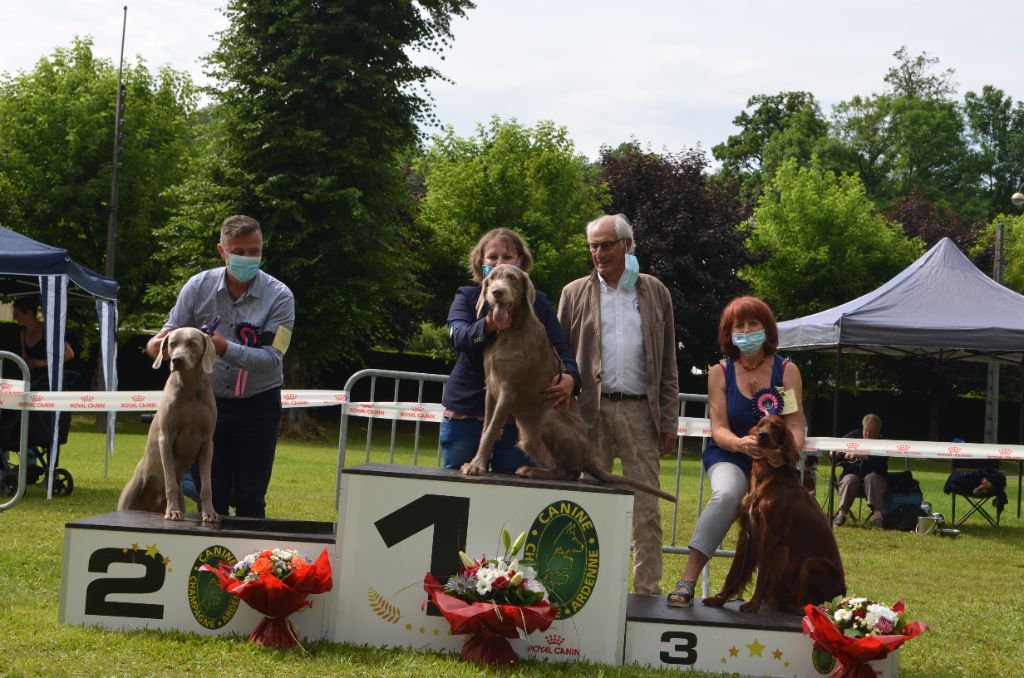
704, 415, 846, 614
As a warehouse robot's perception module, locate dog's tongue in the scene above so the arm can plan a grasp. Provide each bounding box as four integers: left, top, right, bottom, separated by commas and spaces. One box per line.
492, 305, 510, 326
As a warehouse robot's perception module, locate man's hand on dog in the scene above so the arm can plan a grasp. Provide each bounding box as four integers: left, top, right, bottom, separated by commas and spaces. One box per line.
542, 373, 574, 408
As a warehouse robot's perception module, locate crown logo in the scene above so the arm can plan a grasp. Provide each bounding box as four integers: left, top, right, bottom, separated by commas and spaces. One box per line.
545, 634, 565, 646
80, 395, 94, 402
845, 442, 860, 450
284, 392, 297, 400
998, 448, 1013, 455
947, 445, 962, 454
411, 405, 424, 411
131, 394, 146, 402
335, 393, 347, 402
30, 394, 44, 401
0, 382, 12, 391
896, 443, 910, 452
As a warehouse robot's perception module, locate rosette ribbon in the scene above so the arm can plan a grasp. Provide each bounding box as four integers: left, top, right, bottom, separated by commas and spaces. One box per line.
423, 573, 558, 664
201, 547, 333, 649
802, 600, 927, 678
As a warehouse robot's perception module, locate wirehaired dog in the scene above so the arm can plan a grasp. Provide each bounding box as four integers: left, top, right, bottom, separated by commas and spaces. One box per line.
460, 264, 675, 502
117, 327, 220, 522
703, 415, 845, 613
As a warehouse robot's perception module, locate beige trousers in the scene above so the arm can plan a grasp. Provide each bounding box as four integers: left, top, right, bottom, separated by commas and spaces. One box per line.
594, 398, 664, 595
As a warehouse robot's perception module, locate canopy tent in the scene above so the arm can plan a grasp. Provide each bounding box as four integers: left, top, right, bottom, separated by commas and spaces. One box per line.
0, 225, 119, 498
778, 237, 1024, 519
778, 237, 1024, 366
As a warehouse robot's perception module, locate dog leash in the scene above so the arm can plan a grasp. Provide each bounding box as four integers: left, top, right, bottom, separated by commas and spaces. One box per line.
200, 316, 221, 336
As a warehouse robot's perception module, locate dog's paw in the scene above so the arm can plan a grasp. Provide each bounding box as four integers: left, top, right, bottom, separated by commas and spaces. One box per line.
164, 509, 184, 521
739, 601, 761, 613
202, 510, 221, 524
702, 595, 727, 608
515, 466, 535, 478
460, 462, 487, 476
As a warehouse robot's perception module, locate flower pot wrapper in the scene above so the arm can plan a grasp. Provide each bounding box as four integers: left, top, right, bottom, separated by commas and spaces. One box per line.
200, 547, 332, 649
802, 599, 927, 678
423, 572, 557, 664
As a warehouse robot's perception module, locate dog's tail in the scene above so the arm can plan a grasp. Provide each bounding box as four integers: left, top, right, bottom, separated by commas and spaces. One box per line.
584, 462, 677, 502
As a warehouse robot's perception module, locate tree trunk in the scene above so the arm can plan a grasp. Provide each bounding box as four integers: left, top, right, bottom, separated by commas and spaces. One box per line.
279, 346, 321, 440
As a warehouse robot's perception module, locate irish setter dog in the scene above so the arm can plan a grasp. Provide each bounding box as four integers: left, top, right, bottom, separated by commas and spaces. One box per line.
703, 415, 845, 614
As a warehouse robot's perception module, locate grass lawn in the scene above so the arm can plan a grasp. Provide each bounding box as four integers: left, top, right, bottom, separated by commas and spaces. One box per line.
1, 414, 1022, 677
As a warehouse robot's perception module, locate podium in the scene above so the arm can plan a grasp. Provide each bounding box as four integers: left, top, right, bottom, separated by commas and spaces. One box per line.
331, 464, 633, 665
60, 511, 335, 640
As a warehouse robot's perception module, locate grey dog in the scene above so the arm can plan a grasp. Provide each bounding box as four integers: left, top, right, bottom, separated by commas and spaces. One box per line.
461, 264, 675, 503
117, 327, 220, 522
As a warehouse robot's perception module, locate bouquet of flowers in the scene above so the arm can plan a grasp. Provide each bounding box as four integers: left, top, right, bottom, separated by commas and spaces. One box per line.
201, 546, 332, 649
423, 528, 558, 664
803, 596, 927, 678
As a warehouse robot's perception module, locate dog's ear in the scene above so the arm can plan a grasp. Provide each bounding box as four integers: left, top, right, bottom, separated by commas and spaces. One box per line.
201, 334, 217, 373
476, 277, 488, 319
152, 333, 170, 369
523, 269, 536, 309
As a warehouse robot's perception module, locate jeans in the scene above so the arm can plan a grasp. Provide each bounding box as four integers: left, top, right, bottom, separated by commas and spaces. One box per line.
440, 416, 532, 474
688, 461, 749, 559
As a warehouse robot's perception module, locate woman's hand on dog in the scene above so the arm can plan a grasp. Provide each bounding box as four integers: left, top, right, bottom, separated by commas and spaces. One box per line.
734, 434, 762, 457
542, 372, 574, 408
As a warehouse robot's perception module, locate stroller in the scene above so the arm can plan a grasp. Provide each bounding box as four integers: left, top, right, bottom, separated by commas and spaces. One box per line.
0, 370, 77, 498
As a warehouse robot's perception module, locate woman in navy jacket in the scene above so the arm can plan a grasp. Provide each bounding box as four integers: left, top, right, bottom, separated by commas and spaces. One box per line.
441, 228, 581, 474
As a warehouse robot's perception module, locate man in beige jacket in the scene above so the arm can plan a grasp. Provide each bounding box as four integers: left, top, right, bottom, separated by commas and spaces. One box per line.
558, 213, 679, 596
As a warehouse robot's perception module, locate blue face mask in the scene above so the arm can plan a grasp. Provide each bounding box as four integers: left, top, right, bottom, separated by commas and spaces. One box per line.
481, 261, 520, 278
618, 253, 640, 291
732, 329, 767, 355
227, 254, 262, 283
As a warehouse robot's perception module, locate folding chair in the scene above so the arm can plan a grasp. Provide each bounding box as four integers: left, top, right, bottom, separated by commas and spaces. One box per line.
945, 461, 1005, 528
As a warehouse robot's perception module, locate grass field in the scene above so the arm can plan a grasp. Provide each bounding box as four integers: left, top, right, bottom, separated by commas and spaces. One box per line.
1, 414, 1022, 677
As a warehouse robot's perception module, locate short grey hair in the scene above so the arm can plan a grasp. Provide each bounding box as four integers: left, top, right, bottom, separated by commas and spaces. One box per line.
585, 213, 636, 254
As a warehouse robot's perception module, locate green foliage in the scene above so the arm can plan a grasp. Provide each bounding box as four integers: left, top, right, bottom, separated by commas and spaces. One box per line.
173, 0, 475, 376
402, 321, 456, 364
970, 214, 1024, 293
741, 158, 924, 320
0, 37, 197, 333
416, 117, 605, 303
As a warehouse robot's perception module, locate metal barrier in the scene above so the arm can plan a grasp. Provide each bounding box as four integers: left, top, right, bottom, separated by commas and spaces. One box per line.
0, 351, 32, 512
335, 368, 731, 593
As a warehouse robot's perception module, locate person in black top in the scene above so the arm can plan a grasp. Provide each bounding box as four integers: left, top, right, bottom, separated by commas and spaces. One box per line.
832, 413, 888, 528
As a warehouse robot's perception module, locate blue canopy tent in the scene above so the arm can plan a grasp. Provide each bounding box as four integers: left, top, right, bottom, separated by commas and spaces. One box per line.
0, 225, 119, 498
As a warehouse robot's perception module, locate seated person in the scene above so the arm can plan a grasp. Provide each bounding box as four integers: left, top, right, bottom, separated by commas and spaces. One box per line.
832, 413, 888, 528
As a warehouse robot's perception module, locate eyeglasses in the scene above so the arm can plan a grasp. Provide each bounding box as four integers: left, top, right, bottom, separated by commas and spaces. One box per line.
587, 238, 624, 253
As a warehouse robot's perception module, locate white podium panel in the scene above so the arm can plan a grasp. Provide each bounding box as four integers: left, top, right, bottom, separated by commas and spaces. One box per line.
332, 464, 634, 665
624, 596, 898, 677
60, 511, 335, 641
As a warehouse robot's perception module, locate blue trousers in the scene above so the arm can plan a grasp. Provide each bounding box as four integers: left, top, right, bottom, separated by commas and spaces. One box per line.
440, 416, 532, 474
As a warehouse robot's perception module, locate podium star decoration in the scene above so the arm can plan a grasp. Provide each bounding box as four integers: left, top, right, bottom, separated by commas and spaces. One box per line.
746, 638, 765, 657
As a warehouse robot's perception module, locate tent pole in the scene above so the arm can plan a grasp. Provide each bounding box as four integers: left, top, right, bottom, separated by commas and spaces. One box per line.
1019, 357, 1023, 518
827, 345, 843, 527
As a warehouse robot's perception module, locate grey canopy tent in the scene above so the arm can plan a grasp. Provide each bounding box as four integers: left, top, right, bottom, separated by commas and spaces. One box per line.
0, 225, 119, 498
778, 237, 1024, 517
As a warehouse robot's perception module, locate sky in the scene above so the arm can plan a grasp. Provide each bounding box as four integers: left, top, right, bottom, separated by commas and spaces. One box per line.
4, 1, 1024, 160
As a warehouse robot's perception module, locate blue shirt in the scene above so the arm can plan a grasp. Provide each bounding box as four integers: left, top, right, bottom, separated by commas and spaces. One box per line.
441, 285, 581, 418
164, 267, 295, 399
702, 354, 788, 475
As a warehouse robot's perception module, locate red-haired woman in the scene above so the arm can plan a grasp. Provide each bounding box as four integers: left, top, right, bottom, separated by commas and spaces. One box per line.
667, 296, 804, 607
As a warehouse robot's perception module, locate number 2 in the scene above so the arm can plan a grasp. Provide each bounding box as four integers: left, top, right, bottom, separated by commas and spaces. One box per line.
84, 547, 166, 619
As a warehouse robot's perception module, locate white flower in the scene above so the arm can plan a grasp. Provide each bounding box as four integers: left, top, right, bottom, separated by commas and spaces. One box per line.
849, 597, 869, 607
475, 579, 492, 596
519, 565, 538, 580
865, 603, 897, 631
834, 608, 852, 622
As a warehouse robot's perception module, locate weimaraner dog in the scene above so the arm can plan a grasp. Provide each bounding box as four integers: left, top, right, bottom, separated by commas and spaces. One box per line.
461, 264, 675, 502
118, 327, 220, 522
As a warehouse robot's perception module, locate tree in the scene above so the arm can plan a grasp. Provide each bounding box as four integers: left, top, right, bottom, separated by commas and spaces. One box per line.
963, 85, 1024, 217
886, 186, 974, 250
416, 117, 605, 305
883, 47, 957, 101
0, 37, 197, 332
179, 0, 476, 399
600, 141, 754, 370
741, 159, 923, 320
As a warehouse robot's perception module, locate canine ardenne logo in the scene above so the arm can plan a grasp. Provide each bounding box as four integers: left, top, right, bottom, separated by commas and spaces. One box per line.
524, 500, 599, 620
188, 545, 239, 629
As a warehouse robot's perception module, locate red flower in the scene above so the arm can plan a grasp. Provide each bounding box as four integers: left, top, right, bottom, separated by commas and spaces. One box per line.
803, 601, 927, 678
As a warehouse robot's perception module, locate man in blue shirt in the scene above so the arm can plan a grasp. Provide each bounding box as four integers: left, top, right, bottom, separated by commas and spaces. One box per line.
147, 215, 294, 518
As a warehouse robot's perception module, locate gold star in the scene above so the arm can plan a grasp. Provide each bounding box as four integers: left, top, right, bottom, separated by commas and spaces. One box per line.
145, 544, 159, 558
121, 547, 129, 554
418, 626, 426, 634
720, 657, 728, 665
162, 556, 170, 565
784, 661, 791, 668
404, 623, 412, 630
432, 629, 440, 636
729, 646, 739, 657
747, 639, 765, 657
773, 648, 783, 660
130, 543, 140, 551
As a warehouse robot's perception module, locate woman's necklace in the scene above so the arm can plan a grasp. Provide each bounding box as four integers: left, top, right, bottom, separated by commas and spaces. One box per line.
737, 355, 767, 387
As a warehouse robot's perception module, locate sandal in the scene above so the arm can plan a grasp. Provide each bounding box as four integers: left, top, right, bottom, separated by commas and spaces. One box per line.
666, 580, 696, 608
